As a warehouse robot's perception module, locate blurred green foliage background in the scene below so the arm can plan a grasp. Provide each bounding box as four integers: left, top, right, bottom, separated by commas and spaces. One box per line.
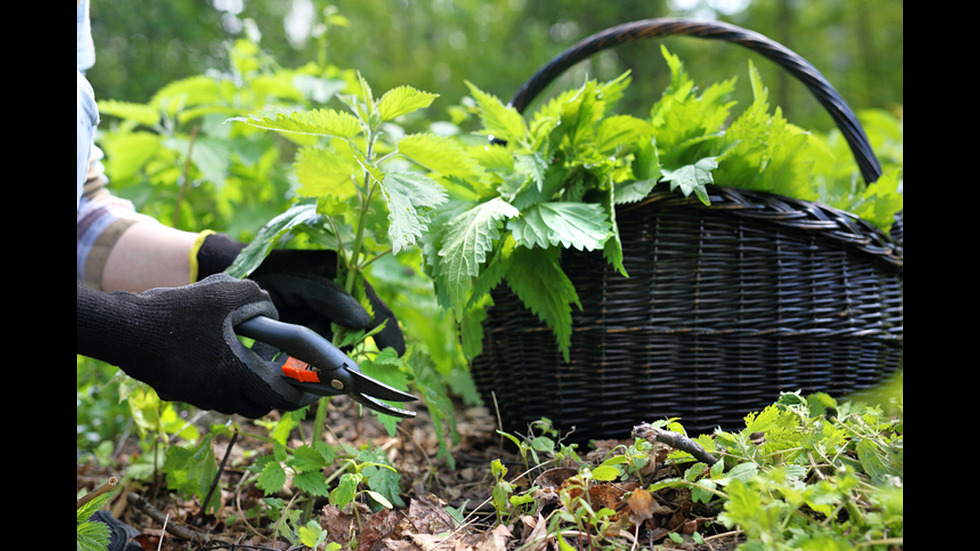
87, 0, 902, 133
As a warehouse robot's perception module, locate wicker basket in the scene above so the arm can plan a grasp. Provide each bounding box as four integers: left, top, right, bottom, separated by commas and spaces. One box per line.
470, 19, 903, 442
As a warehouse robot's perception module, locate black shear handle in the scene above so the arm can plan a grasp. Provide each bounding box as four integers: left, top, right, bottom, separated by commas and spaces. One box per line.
236, 315, 355, 377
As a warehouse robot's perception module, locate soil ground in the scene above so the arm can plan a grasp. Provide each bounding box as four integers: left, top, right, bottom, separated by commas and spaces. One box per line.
77, 396, 745, 550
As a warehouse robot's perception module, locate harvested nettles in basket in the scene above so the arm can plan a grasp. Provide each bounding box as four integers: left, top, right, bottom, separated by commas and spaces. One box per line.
423, 46, 903, 360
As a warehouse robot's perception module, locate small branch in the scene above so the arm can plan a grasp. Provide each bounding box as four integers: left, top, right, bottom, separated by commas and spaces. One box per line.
127, 492, 213, 544
201, 429, 239, 516
633, 423, 719, 466
77, 477, 118, 509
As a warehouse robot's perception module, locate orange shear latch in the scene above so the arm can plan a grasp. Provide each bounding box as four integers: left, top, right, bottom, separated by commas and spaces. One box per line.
281, 356, 321, 383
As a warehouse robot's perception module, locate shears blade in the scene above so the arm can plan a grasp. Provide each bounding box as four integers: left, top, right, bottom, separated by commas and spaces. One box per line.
236, 316, 418, 418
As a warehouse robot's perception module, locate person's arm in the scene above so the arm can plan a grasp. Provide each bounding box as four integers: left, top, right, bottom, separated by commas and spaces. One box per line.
100, 221, 198, 292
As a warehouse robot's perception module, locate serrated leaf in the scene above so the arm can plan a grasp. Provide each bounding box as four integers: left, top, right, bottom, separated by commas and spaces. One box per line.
595, 114, 650, 154
293, 470, 330, 497
505, 246, 579, 361
224, 202, 321, 278
436, 197, 520, 316
295, 144, 359, 199
232, 107, 362, 139
508, 202, 609, 251
97, 99, 161, 126
256, 460, 287, 495
514, 151, 547, 191
380, 171, 448, 254
377, 86, 439, 121
289, 445, 327, 472
661, 156, 718, 205
466, 81, 527, 144
397, 133, 476, 177
77, 519, 111, 551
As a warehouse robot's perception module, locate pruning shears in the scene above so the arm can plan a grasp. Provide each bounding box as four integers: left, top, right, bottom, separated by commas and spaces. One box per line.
235, 315, 417, 418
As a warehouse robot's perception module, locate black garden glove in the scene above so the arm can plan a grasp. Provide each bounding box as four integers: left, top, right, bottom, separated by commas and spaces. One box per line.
76, 275, 317, 418
196, 232, 406, 356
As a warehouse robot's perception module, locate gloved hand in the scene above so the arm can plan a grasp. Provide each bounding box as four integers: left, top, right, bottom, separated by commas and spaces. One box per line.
76, 275, 318, 418
195, 232, 406, 355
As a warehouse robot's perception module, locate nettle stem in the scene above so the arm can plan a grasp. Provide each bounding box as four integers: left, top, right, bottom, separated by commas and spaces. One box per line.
344, 131, 379, 294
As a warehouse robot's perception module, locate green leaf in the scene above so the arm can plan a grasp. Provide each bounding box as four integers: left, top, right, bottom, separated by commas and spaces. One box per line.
595, 115, 650, 154
293, 470, 330, 497
298, 520, 328, 548
505, 246, 579, 360
377, 86, 439, 121
508, 202, 609, 251
591, 465, 622, 482
232, 107, 362, 139
513, 151, 548, 192
380, 171, 448, 254
661, 156, 718, 206
397, 133, 477, 177
294, 144, 359, 199
289, 444, 327, 472
329, 472, 361, 508
97, 99, 161, 126
466, 81, 527, 144
436, 197, 520, 316
77, 518, 111, 551
256, 458, 288, 495
224, 202, 321, 278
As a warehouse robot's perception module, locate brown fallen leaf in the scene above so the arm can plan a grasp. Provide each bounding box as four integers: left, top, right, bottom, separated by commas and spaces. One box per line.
475, 524, 511, 551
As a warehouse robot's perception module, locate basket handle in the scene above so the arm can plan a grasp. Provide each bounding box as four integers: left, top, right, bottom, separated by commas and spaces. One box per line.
508, 18, 882, 185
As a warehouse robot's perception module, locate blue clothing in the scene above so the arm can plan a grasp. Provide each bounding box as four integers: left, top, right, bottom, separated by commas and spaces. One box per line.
77, 0, 156, 288
77, 0, 97, 207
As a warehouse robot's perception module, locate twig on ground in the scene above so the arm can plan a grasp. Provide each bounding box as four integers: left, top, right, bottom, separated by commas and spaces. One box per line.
127, 492, 214, 544
632, 423, 719, 466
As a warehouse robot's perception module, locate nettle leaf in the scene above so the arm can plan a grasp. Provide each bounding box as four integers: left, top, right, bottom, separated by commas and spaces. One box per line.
437, 197, 520, 316
505, 246, 580, 361
97, 99, 161, 127
380, 171, 448, 254
514, 151, 548, 191
232, 107, 362, 139
466, 81, 527, 144
397, 133, 477, 177
508, 202, 610, 251
224, 202, 321, 278
595, 114, 650, 154
377, 86, 439, 121
661, 156, 718, 206
294, 143, 359, 199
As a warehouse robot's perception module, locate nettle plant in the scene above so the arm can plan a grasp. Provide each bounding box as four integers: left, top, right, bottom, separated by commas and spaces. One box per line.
227, 74, 465, 453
